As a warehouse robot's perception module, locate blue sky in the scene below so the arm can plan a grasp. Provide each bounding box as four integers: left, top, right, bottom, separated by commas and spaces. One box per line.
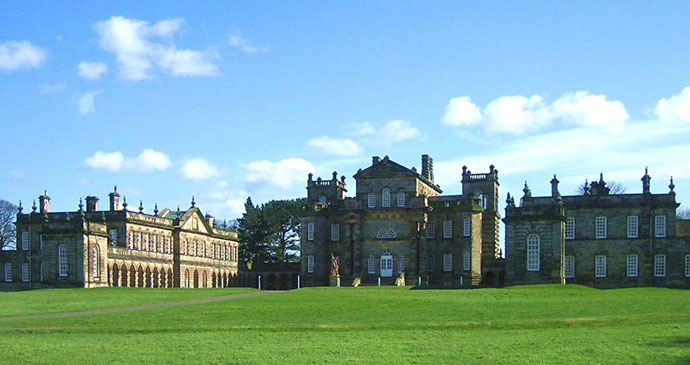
2, 2, 690, 244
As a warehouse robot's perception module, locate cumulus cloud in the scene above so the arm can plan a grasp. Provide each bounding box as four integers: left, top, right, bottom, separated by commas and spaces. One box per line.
180, 158, 221, 180
94, 16, 219, 80
78, 61, 108, 80
228, 31, 269, 53
83, 149, 171, 172
442, 91, 629, 135
655, 86, 690, 122
0, 41, 47, 71
79, 91, 100, 115
245, 158, 314, 191
441, 96, 483, 127
306, 136, 362, 156
83, 151, 124, 171
346, 122, 377, 136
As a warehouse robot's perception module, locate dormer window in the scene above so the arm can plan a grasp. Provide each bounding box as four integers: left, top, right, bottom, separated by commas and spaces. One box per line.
382, 188, 391, 208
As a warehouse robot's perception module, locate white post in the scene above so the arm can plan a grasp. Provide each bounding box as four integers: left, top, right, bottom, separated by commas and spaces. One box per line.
378, 277, 381, 286
337, 277, 340, 287
460, 276, 464, 287
297, 275, 300, 289
258, 275, 261, 290
418, 276, 421, 286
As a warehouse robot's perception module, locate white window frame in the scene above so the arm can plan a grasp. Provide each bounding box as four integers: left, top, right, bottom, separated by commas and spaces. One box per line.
128, 232, 134, 249
367, 257, 375, 274
564, 256, 575, 278
626, 255, 638, 277
307, 255, 315, 273
627, 216, 639, 238
382, 188, 391, 208
565, 217, 575, 240
463, 218, 471, 237
654, 254, 666, 277
685, 254, 690, 277
397, 192, 405, 207
21, 231, 29, 251
443, 253, 452, 272
367, 193, 375, 208
595, 217, 607, 239
4, 263, 11, 282
398, 256, 405, 273
526, 235, 540, 271
22, 263, 29, 282
426, 222, 435, 239
331, 224, 340, 241
92, 247, 99, 278
595, 255, 607, 278
427, 254, 435, 272
463, 252, 470, 271
136, 232, 142, 250
443, 221, 452, 238
655, 215, 666, 238
307, 222, 315, 241
58, 245, 67, 277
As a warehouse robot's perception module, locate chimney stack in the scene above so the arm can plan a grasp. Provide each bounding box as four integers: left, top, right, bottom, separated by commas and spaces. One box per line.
86, 196, 99, 212
550, 175, 560, 197
39, 190, 50, 214
372, 156, 380, 165
207, 213, 215, 228
421, 154, 434, 182
109, 186, 120, 211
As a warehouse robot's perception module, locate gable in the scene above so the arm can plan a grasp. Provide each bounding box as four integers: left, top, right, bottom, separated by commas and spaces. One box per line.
180, 208, 211, 234
354, 157, 442, 193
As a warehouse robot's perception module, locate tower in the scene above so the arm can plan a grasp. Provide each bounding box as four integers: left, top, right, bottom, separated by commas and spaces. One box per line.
462, 165, 500, 259
306, 171, 347, 203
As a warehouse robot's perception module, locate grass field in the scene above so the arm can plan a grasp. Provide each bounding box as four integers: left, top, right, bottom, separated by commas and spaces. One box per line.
1, 284, 689, 364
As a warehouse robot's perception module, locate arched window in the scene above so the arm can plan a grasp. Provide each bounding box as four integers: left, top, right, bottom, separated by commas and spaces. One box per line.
92, 247, 100, 278
474, 191, 487, 210
382, 188, 391, 208
376, 228, 397, 240
526, 234, 540, 271
58, 245, 68, 277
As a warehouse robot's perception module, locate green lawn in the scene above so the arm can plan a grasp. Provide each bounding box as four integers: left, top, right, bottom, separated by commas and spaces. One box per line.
1, 285, 689, 363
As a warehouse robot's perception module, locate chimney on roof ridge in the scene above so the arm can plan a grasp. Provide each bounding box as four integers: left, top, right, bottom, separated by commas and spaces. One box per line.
39, 190, 50, 214
421, 154, 434, 183
372, 156, 380, 165
86, 196, 99, 212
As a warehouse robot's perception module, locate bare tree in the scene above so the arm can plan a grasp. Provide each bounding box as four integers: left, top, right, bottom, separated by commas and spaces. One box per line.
577, 181, 626, 195
677, 207, 690, 220
0, 199, 17, 250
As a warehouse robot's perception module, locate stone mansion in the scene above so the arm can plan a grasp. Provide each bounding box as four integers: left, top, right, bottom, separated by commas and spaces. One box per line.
0, 187, 239, 290
2, 155, 690, 290
301, 155, 690, 288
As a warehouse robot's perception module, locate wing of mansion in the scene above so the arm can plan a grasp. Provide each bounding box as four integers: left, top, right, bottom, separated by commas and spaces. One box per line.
2, 154, 690, 289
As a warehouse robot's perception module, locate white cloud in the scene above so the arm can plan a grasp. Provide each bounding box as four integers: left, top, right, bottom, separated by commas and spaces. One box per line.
125, 149, 172, 171
245, 157, 315, 191
346, 122, 376, 136
228, 31, 269, 53
379, 119, 422, 144
0, 41, 47, 71
551, 91, 628, 134
441, 91, 629, 135
180, 158, 221, 180
306, 136, 362, 156
77, 61, 108, 80
655, 86, 690, 123
83, 149, 171, 172
79, 91, 100, 114
39, 82, 66, 95
95, 16, 219, 80
442, 96, 483, 127
83, 151, 124, 171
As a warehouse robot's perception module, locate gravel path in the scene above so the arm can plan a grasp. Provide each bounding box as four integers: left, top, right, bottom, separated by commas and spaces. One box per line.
0, 290, 280, 322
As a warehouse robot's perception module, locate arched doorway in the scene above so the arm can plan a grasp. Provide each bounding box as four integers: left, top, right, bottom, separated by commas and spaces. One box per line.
112, 264, 120, 287
153, 267, 159, 288
202, 271, 208, 288
498, 271, 506, 286
185, 269, 190, 288
193, 270, 199, 288
484, 271, 495, 286
129, 265, 137, 287
138, 266, 145, 287
121, 263, 128, 287
160, 268, 166, 288
212, 272, 217, 288
145, 266, 152, 287
168, 268, 173, 288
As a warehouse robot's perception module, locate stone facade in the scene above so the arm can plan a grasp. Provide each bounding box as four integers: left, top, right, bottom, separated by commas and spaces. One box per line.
300, 155, 502, 287
505, 171, 690, 288
0, 188, 239, 290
